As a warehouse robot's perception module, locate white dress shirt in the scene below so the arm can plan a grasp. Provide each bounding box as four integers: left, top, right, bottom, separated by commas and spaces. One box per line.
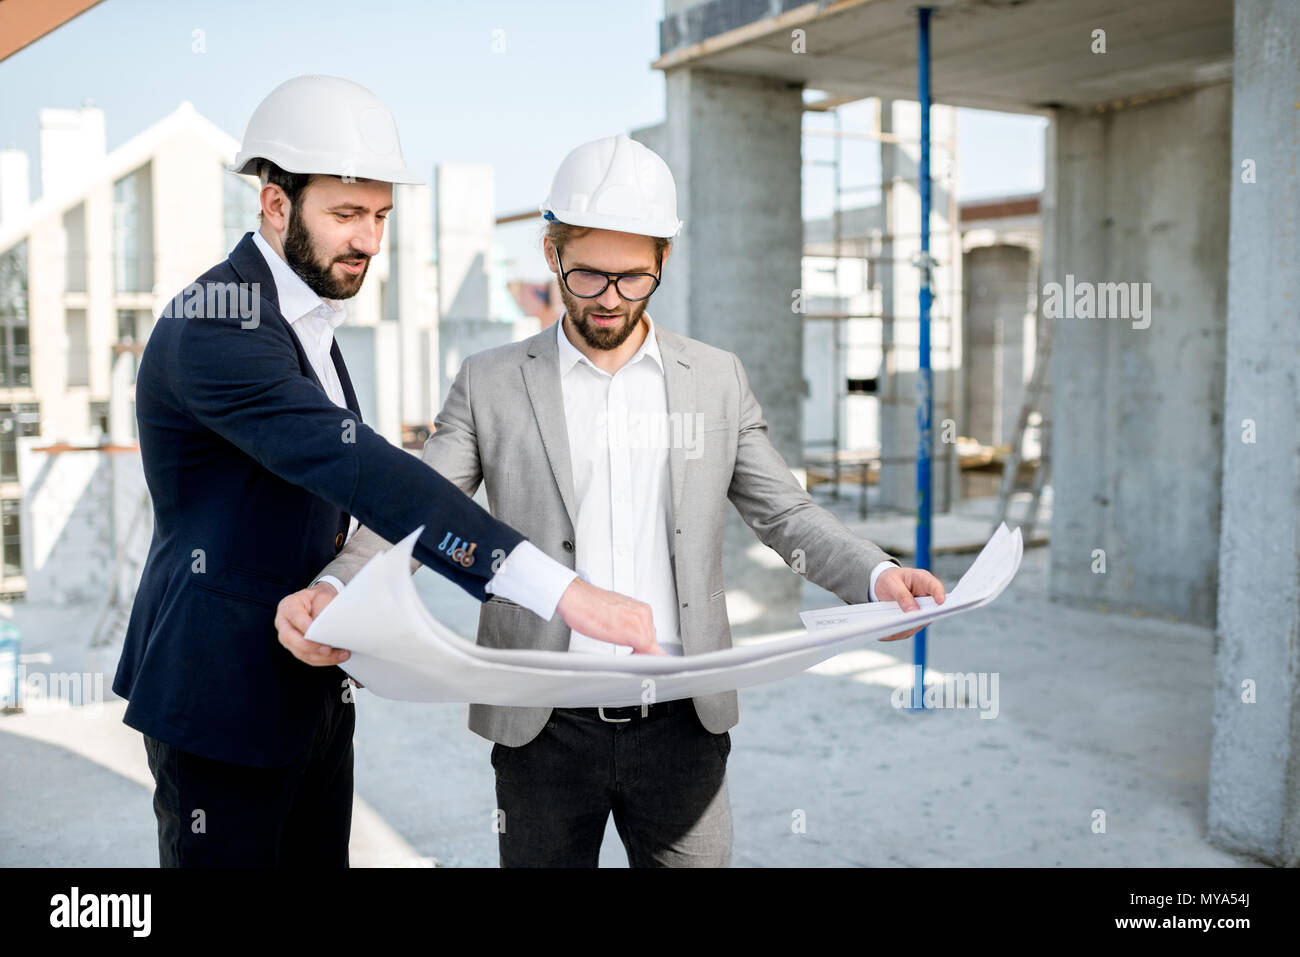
250, 231, 577, 622
558, 314, 684, 656
557, 314, 897, 660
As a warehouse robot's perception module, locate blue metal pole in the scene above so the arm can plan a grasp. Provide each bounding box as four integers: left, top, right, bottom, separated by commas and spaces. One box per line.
911, 6, 933, 710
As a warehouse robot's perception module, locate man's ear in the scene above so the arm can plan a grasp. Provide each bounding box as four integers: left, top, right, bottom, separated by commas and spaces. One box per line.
542, 237, 558, 273
660, 242, 672, 271
260, 184, 291, 233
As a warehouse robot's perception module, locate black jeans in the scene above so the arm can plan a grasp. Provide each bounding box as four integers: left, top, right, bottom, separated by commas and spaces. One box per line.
491, 701, 733, 867
142, 688, 355, 867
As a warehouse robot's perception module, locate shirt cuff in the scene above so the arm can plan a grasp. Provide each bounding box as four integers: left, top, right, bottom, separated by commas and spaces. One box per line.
312, 574, 346, 594
486, 540, 578, 621
868, 561, 899, 602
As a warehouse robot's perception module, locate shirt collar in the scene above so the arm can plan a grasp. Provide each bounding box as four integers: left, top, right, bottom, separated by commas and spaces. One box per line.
556, 312, 664, 378
251, 229, 346, 329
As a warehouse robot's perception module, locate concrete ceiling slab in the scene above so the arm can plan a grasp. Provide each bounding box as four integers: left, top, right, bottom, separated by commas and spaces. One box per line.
655, 0, 1234, 114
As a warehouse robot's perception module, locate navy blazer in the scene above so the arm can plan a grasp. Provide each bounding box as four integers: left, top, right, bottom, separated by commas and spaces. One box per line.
114, 233, 526, 767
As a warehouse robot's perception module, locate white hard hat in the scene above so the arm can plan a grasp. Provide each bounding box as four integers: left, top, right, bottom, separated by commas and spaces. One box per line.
540, 134, 682, 238
230, 75, 423, 185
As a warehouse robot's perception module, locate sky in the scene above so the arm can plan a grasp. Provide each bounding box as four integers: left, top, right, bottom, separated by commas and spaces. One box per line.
0, 0, 1046, 280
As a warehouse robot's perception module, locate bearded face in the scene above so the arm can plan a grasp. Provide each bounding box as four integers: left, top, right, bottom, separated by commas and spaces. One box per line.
549, 229, 665, 351
556, 281, 651, 351
281, 199, 372, 301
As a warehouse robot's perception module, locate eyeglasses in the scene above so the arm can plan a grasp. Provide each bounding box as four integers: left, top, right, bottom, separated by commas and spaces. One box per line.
555, 250, 660, 301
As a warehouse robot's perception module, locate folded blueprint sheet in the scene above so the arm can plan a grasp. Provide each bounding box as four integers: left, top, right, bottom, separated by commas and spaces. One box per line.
306, 523, 1024, 706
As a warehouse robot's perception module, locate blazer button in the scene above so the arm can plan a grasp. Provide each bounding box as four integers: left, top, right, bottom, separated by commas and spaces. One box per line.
334, 532, 345, 550
562, 540, 575, 553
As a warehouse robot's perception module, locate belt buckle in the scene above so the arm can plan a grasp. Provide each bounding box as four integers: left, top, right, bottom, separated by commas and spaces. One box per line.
597, 705, 650, 723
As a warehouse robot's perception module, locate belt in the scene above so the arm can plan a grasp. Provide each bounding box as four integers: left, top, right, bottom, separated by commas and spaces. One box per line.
560, 700, 684, 723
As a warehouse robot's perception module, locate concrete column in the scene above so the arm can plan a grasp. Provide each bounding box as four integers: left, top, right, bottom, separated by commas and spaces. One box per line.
963, 244, 1034, 447
1047, 82, 1231, 626
660, 68, 803, 457
657, 68, 805, 635
1208, 0, 1300, 867
392, 183, 437, 426
435, 164, 493, 323
435, 163, 494, 409
336, 323, 401, 445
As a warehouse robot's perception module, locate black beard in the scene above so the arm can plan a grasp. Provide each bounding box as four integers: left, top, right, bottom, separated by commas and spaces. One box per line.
282, 204, 369, 300
559, 286, 648, 351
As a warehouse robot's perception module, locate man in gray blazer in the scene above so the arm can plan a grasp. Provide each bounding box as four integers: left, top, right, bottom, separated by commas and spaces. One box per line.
285, 134, 944, 867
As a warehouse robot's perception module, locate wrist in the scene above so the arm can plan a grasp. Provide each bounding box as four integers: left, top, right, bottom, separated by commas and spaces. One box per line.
556, 576, 585, 610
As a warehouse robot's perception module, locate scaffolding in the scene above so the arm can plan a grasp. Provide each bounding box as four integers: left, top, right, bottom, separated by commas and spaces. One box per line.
800, 94, 962, 520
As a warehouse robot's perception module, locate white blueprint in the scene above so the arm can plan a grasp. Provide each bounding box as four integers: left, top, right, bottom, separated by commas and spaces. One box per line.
306, 523, 1023, 707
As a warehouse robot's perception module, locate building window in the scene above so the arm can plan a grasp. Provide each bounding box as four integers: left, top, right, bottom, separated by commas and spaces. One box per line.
66, 309, 89, 387
117, 309, 137, 343
89, 400, 110, 437
223, 169, 260, 253
116, 307, 151, 383
1, 499, 19, 579
0, 404, 40, 483
114, 164, 154, 293
0, 242, 30, 388
116, 307, 153, 345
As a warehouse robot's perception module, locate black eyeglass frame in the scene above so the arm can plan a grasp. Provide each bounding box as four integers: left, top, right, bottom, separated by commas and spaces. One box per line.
555, 249, 661, 302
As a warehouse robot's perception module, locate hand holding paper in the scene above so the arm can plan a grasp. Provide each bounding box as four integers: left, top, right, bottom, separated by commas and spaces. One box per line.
276, 581, 349, 667
873, 565, 948, 640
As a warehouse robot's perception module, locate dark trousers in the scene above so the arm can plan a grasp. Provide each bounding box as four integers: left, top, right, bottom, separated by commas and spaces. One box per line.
142, 689, 355, 867
491, 701, 733, 867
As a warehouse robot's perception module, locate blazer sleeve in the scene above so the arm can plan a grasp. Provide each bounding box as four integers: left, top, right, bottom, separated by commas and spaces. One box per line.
315, 353, 486, 587
725, 352, 896, 605
173, 308, 518, 601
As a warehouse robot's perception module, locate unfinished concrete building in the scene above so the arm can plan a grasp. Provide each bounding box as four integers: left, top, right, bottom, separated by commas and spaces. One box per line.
645, 0, 1297, 865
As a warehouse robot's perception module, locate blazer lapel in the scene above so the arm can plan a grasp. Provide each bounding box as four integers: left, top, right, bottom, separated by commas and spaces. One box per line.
228, 231, 334, 400
656, 327, 696, 519
523, 326, 579, 527
330, 339, 362, 419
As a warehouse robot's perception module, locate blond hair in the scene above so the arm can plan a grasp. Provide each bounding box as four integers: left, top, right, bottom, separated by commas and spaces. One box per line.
544, 221, 670, 270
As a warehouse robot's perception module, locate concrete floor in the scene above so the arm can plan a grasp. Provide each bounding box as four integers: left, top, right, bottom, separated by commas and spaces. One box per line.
0, 495, 1266, 867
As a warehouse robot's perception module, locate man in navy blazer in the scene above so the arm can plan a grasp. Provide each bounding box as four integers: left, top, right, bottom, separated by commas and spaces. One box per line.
113, 75, 657, 867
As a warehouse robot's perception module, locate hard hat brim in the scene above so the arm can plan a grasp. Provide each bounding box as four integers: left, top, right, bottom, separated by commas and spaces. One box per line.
228, 151, 424, 186
540, 207, 681, 239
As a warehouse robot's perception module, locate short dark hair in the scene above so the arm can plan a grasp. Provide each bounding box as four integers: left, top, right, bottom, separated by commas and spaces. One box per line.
544, 221, 671, 272
256, 160, 315, 223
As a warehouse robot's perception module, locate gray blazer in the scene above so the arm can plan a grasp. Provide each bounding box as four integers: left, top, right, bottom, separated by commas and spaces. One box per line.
317, 321, 895, 746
